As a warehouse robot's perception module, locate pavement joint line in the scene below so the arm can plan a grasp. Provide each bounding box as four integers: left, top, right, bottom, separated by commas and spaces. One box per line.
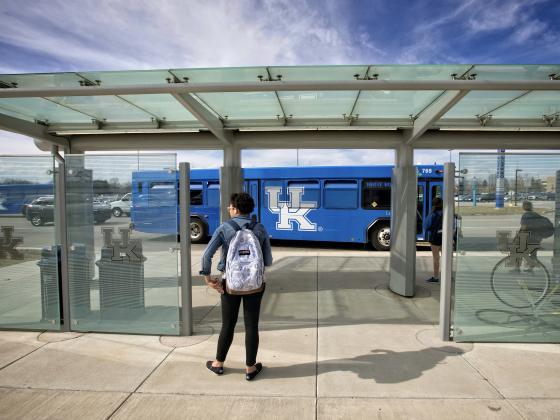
133, 390, 317, 399
502, 398, 529, 420
0, 332, 50, 372
459, 351, 508, 400
195, 296, 221, 325
107, 346, 177, 420
0, 385, 129, 395
0, 386, 542, 401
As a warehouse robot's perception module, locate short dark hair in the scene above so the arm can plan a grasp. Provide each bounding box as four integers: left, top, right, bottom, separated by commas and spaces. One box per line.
230, 192, 254, 214
432, 197, 443, 211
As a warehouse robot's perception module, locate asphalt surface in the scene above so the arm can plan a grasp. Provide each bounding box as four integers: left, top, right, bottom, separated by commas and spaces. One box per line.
3, 201, 557, 254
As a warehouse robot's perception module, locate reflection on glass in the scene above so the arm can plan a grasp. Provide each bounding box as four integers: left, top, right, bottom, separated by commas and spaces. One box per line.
454, 153, 560, 342
65, 154, 180, 335
0, 156, 59, 330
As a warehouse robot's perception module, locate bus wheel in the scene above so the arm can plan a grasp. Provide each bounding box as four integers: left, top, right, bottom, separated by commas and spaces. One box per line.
370, 224, 391, 251
190, 220, 206, 243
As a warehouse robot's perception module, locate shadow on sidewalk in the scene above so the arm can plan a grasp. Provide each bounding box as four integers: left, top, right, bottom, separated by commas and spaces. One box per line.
263, 346, 463, 383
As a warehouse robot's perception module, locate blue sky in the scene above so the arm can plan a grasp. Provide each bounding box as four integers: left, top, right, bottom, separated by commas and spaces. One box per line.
0, 0, 558, 165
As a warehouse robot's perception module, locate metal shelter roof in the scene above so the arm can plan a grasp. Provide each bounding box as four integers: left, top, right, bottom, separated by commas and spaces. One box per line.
0, 64, 559, 151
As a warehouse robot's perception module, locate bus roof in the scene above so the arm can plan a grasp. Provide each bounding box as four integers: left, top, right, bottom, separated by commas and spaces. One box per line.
133, 165, 443, 182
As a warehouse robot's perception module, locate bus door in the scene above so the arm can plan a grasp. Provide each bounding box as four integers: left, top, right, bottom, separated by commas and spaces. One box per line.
424, 180, 444, 239
417, 180, 426, 237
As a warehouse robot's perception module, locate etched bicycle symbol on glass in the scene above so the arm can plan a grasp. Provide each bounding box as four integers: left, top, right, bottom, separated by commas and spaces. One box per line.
491, 230, 559, 310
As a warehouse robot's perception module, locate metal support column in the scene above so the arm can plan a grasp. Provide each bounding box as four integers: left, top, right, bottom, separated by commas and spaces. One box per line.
389, 143, 417, 297
53, 153, 71, 332
439, 162, 455, 341
552, 170, 560, 286
179, 162, 193, 336
220, 143, 242, 223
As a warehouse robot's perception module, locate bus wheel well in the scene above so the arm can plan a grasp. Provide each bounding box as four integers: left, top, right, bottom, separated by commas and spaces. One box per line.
367, 220, 391, 251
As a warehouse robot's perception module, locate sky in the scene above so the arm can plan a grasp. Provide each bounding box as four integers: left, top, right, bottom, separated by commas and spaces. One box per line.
0, 0, 559, 167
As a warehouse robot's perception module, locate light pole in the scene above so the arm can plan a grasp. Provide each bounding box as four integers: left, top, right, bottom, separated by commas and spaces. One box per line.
515, 169, 523, 206
472, 176, 477, 207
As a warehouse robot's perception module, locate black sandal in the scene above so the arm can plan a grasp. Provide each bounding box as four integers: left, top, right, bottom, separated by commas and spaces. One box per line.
245, 363, 263, 381
206, 360, 224, 375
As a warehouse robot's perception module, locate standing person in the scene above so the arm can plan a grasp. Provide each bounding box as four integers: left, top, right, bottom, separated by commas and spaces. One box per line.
200, 192, 272, 380
513, 200, 552, 271
424, 197, 443, 283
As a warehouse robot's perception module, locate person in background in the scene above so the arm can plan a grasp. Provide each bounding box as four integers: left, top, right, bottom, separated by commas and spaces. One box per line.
424, 197, 443, 283
200, 192, 273, 380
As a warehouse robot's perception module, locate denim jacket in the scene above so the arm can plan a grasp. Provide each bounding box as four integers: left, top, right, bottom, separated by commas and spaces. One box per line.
199, 216, 273, 275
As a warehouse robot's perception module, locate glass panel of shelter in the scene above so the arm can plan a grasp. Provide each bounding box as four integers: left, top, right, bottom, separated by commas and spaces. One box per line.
0, 156, 60, 330
65, 154, 180, 335
453, 153, 560, 343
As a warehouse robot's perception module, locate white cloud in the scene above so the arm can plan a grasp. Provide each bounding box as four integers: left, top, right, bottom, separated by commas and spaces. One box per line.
0, 132, 47, 154
0, 0, 368, 71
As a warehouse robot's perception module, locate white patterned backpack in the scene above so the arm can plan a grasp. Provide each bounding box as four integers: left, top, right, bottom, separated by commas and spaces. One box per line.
225, 220, 264, 295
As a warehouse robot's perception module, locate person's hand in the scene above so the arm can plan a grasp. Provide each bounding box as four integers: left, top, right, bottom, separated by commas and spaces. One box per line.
205, 276, 224, 294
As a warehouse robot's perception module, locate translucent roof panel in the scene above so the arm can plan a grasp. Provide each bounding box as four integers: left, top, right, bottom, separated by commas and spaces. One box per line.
279, 91, 358, 119
374, 65, 473, 80
0, 98, 93, 123
79, 70, 173, 85
442, 91, 526, 118
0, 65, 559, 130
470, 65, 560, 81
120, 94, 198, 122
270, 65, 369, 81
0, 72, 85, 88
46, 96, 154, 122
172, 67, 267, 83
354, 91, 443, 119
491, 91, 560, 118
196, 92, 282, 120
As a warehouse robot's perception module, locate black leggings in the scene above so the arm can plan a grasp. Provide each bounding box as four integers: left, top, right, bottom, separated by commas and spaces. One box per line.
216, 284, 265, 367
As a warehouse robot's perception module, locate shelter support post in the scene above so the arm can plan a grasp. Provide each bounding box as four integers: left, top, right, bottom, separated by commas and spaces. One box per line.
179, 163, 193, 336
439, 162, 455, 341
220, 143, 242, 223
389, 143, 417, 297
53, 151, 71, 332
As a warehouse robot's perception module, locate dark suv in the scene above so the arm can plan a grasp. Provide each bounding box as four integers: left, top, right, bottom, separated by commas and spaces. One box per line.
25, 196, 112, 226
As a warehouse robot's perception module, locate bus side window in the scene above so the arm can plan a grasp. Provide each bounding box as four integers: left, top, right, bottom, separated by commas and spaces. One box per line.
432, 185, 442, 199
324, 180, 358, 209
362, 179, 391, 210
287, 180, 320, 208
149, 182, 174, 207
207, 182, 220, 207
190, 182, 203, 205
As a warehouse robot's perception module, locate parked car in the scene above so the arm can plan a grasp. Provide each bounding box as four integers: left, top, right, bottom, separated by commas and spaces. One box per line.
479, 193, 496, 202
26, 196, 112, 226
110, 193, 131, 217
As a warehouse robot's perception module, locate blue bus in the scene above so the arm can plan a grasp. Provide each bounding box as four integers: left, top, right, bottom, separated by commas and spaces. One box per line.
131, 165, 444, 250
0, 183, 54, 215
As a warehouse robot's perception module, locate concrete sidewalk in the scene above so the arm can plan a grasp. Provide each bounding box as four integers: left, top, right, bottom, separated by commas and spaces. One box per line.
0, 251, 559, 419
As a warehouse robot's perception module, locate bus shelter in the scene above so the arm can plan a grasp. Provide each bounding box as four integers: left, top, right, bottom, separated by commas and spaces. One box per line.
0, 64, 559, 340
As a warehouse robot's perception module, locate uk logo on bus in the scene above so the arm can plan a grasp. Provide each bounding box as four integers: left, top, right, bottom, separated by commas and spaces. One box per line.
265, 186, 317, 231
